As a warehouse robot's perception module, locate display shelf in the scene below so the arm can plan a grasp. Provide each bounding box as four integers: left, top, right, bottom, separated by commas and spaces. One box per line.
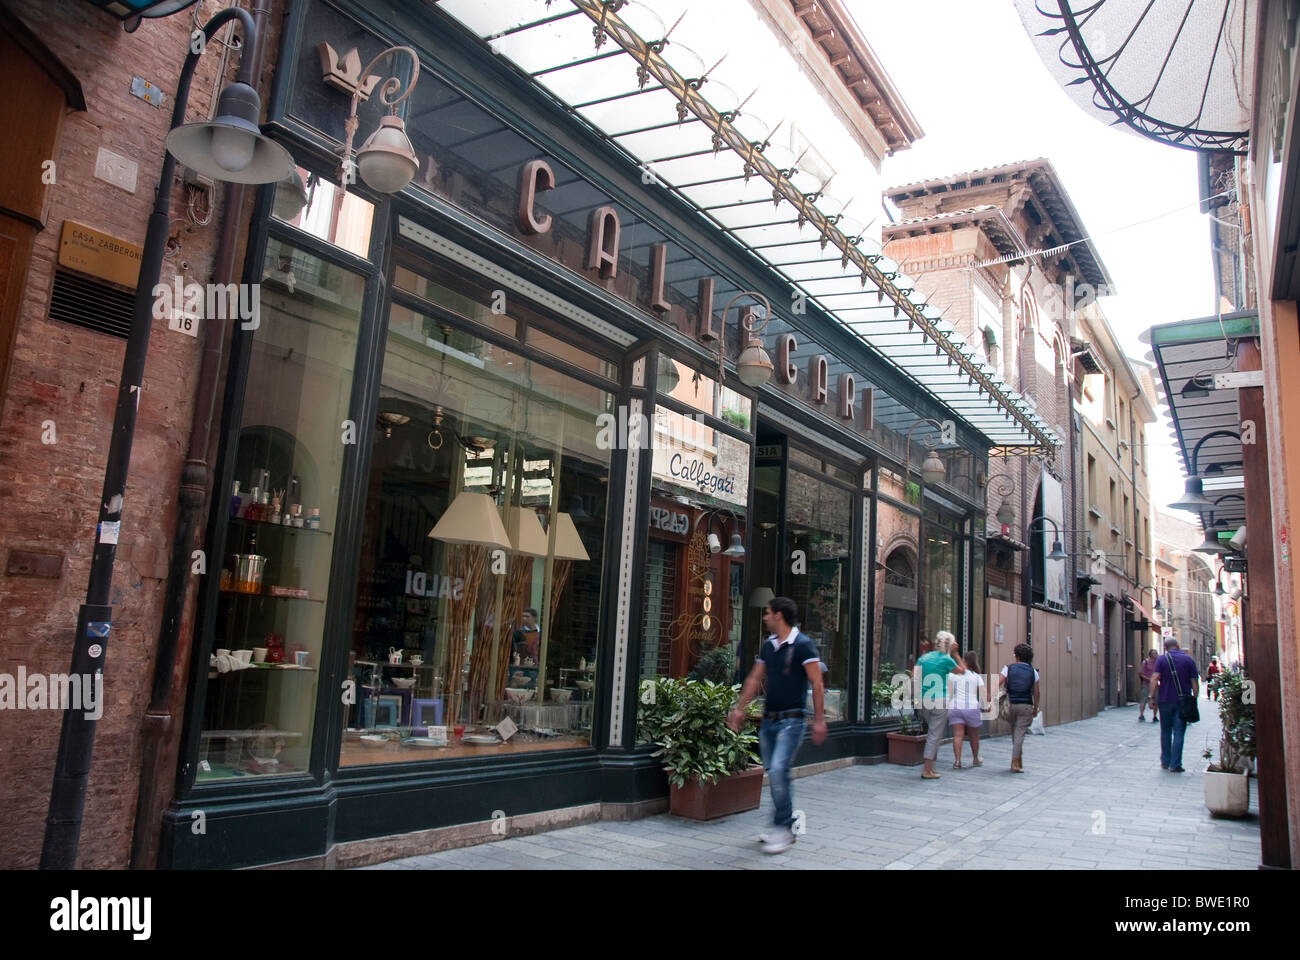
228, 515, 331, 537
219, 588, 324, 603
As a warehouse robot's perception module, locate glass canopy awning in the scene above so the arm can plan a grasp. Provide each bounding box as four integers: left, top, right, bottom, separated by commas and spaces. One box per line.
434, 0, 1059, 456
1014, 0, 1254, 155
1145, 311, 1257, 539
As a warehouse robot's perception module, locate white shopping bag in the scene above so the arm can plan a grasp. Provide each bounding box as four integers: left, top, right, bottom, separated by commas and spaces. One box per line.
1029, 710, 1045, 736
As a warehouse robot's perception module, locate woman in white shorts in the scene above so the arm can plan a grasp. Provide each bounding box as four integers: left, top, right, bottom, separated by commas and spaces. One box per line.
948, 650, 985, 768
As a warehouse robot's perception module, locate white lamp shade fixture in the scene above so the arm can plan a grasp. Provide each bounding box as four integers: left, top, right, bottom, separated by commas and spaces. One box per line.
657, 353, 680, 393
273, 168, 309, 221
505, 506, 548, 556
165, 81, 295, 185
920, 449, 945, 484
427, 492, 511, 549
706, 532, 722, 554
1169, 476, 1214, 513
995, 499, 1015, 526
736, 336, 773, 388
552, 512, 590, 561
356, 114, 420, 194
722, 533, 745, 558
749, 586, 775, 608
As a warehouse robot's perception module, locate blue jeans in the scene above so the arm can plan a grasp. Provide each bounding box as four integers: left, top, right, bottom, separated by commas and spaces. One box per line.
758, 717, 805, 828
1159, 704, 1187, 768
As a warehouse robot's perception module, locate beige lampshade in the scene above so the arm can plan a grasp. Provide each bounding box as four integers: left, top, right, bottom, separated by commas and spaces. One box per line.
506, 506, 549, 556
552, 512, 590, 561
427, 492, 511, 549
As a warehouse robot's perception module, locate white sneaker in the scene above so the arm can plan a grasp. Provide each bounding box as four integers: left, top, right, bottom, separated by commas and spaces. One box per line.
761, 828, 795, 854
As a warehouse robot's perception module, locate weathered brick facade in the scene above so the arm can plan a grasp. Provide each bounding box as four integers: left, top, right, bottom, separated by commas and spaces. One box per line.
0, 0, 271, 868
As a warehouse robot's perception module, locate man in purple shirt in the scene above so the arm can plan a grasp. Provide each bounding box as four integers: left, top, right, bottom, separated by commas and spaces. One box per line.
1149, 637, 1199, 772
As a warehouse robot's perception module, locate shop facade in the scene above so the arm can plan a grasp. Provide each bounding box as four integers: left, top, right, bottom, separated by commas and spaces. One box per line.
159, 0, 1034, 868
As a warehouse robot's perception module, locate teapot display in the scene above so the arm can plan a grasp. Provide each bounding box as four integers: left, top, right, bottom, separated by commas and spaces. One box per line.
388, 647, 404, 665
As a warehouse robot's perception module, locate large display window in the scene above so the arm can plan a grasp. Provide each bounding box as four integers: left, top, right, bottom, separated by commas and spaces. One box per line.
343, 274, 612, 765
872, 468, 922, 716
198, 238, 366, 780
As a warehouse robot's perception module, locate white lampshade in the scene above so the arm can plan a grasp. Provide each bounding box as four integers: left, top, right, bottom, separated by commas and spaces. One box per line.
165, 81, 295, 185
356, 114, 419, 194
428, 492, 510, 549
506, 506, 548, 556
749, 586, 774, 608
552, 512, 590, 561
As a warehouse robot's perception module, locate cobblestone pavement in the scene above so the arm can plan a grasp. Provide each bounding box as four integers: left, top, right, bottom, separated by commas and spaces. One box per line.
360, 701, 1261, 870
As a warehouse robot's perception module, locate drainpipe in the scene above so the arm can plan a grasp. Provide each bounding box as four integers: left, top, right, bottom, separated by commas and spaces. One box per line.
1017, 265, 1033, 644
1129, 386, 1141, 703
128, 0, 273, 870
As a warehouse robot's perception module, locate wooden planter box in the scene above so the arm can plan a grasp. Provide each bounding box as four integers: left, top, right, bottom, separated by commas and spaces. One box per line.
669, 765, 764, 820
886, 731, 927, 765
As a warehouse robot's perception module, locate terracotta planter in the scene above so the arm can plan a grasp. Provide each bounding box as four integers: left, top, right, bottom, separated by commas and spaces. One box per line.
1204, 766, 1250, 817
669, 765, 764, 820
886, 731, 927, 765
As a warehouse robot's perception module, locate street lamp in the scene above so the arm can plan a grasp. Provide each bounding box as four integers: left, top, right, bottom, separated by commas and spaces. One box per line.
1194, 496, 1242, 556
337, 46, 421, 194
1169, 429, 1241, 512
694, 507, 746, 559
1025, 515, 1068, 563
904, 418, 947, 489
715, 291, 774, 389
41, 7, 294, 870
986, 473, 1016, 526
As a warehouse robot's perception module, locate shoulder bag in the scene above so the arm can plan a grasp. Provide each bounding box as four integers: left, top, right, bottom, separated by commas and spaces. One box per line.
1165, 653, 1200, 724
996, 667, 1013, 722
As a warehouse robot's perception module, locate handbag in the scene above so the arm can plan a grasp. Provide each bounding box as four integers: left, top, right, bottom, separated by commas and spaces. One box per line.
996, 687, 1012, 722
1165, 653, 1200, 724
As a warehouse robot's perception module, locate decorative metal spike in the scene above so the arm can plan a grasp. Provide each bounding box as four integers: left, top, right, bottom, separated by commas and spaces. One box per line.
876, 290, 883, 304
676, 99, 688, 124
893, 305, 900, 318
819, 232, 829, 251
860, 269, 869, 288
841, 249, 850, 270
797, 210, 807, 230
711, 131, 724, 155
637, 63, 649, 89
594, 23, 607, 49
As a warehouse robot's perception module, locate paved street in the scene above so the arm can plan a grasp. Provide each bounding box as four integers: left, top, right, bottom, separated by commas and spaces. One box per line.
359, 702, 1261, 870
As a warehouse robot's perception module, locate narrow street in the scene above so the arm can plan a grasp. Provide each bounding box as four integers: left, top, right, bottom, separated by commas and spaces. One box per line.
361, 704, 1261, 870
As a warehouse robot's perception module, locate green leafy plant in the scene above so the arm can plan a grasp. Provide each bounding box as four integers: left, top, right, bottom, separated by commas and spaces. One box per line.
897, 711, 921, 735
904, 481, 921, 505
636, 677, 760, 789
720, 407, 750, 430
687, 645, 736, 684
1208, 667, 1255, 773
870, 660, 905, 718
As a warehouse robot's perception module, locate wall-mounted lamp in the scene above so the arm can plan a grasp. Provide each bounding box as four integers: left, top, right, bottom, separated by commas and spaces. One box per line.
1169, 430, 1241, 513
330, 45, 421, 194
987, 473, 1016, 526
904, 418, 947, 489
715, 291, 773, 388
695, 506, 746, 559
1025, 515, 1068, 562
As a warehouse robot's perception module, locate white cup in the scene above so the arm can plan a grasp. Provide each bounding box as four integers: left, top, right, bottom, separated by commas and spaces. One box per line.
233, 649, 253, 666
252, 647, 268, 663
216, 648, 231, 658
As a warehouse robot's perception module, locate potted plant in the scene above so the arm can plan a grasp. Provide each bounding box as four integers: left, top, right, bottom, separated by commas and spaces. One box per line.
886, 710, 927, 765
870, 661, 903, 719
637, 676, 763, 820
1203, 666, 1255, 817
720, 407, 750, 430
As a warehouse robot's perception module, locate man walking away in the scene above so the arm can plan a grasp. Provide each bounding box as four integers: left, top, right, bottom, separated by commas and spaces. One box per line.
729, 596, 826, 854
1206, 656, 1222, 701
1137, 649, 1159, 722
1151, 637, 1199, 772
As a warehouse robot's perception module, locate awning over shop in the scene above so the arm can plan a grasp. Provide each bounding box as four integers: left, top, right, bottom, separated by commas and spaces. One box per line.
1145, 310, 1258, 540
1014, 0, 1254, 155
434, 0, 1059, 456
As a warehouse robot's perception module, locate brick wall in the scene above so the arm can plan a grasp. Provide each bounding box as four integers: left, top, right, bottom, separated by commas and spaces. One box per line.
0, 0, 269, 868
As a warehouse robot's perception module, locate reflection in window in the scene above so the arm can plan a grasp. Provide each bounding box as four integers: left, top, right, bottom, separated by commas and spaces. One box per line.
658, 359, 753, 429
201, 241, 366, 780
873, 498, 920, 716
785, 466, 852, 721
270, 167, 374, 259
344, 314, 612, 765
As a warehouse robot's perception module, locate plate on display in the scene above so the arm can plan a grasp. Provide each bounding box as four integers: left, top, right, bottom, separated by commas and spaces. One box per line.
400, 738, 445, 748
360, 735, 389, 746
461, 734, 502, 745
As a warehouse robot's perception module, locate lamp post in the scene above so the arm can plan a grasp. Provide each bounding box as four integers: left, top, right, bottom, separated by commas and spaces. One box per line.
987, 473, 1016, 527
715, 291, 774, 389
1168, 429, 1241, 512
903, 418, 947, 494
41, 7, 294, 869
336, 46, 421, 194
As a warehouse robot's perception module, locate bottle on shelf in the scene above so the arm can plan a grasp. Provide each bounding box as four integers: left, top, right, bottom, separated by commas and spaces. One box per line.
230, 481, 243, 518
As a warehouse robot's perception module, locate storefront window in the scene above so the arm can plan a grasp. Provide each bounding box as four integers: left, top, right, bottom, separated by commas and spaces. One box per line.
873, 469, 921, 717
343, 303, 611, 764
785, 461, 853, 721
658, 359, 753, 431
924, 527, 957, 640
199, 239, 365, 780
271, 167, 374, 259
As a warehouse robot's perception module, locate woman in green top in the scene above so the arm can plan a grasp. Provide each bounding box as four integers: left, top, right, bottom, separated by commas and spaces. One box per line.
914, 631, 963, 780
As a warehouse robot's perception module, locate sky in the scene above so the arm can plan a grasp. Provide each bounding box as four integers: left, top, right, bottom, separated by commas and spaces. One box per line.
852, 0, 1213, 509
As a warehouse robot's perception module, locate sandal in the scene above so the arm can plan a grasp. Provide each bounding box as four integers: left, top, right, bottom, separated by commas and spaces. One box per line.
972, 758, 983, 767
921, 771, 942, 780
952, 761, 962, 769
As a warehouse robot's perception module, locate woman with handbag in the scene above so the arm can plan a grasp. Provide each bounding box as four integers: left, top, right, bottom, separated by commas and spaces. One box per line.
998, 643, 1039, 774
